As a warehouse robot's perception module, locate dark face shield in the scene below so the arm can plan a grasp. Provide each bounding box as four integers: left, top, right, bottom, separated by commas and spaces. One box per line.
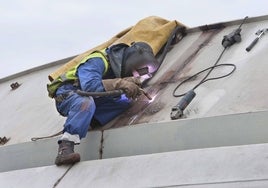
121, 42, 159, 78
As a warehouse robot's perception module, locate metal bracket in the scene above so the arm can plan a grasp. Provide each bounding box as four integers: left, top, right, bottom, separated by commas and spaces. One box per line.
0, 137, 10, 145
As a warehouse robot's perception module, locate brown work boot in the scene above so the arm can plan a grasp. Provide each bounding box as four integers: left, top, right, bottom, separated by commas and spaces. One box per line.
55, 140, 80, 166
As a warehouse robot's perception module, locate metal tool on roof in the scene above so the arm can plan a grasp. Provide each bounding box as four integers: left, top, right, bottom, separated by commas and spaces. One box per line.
170, 90, 196, 120
222, 16, 248, 48
246, 28, 268, 52
76, 74, 152, 100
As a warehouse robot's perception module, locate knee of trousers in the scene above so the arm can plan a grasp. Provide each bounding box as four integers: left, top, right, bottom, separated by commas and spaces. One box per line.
66, 96, 95, 132
74, 96, 96, 113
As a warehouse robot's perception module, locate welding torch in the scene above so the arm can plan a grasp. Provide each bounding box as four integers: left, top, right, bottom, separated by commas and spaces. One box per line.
76, 88, 152, 100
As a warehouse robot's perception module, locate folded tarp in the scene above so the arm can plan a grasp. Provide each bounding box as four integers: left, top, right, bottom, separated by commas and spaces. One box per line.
48, 16, 185, 81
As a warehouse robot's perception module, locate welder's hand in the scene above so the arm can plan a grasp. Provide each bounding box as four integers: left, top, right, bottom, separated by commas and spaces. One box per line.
102, 78, 142, 99
122, 77, 142, 87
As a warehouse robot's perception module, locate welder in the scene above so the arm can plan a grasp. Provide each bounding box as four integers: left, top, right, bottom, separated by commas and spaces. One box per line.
47, 42, 158, 166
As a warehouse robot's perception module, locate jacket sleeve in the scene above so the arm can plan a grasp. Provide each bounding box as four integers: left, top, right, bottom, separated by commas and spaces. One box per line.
77, 57, 106, 92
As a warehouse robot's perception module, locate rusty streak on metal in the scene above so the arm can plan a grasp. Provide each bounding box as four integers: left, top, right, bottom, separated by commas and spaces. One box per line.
104, 29, 223, 129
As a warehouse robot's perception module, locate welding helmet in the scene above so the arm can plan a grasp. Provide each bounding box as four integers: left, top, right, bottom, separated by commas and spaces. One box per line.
121, 42, 159, 77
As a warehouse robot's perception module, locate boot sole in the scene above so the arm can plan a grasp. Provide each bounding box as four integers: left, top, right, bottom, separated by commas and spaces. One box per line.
55, 153, 80, 166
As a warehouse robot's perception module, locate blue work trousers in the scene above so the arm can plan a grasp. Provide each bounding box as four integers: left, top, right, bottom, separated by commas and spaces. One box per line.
56, 86, 131, 139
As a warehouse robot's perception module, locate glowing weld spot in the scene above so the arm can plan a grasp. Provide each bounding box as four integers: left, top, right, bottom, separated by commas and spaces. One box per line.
149, 94, 157, 103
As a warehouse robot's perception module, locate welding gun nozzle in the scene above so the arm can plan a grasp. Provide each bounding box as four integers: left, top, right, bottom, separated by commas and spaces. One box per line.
139, 89, 152, 100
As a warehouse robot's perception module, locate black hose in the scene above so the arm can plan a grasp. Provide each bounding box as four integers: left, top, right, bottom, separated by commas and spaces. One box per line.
173, 48, 236, 97
76, 89, 123, 97
31, 130, 63, 141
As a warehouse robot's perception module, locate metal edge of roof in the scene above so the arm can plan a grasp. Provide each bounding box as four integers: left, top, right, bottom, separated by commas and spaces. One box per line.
0, 55, 76, 83
1, 14, 268, 84
187, 14, 268, 33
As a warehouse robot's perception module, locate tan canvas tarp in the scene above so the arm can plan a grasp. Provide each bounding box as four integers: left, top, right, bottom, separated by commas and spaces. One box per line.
48, 16, 185, 81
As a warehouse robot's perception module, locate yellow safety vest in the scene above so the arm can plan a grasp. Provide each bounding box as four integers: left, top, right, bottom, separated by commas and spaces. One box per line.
47, 49, 109, 98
